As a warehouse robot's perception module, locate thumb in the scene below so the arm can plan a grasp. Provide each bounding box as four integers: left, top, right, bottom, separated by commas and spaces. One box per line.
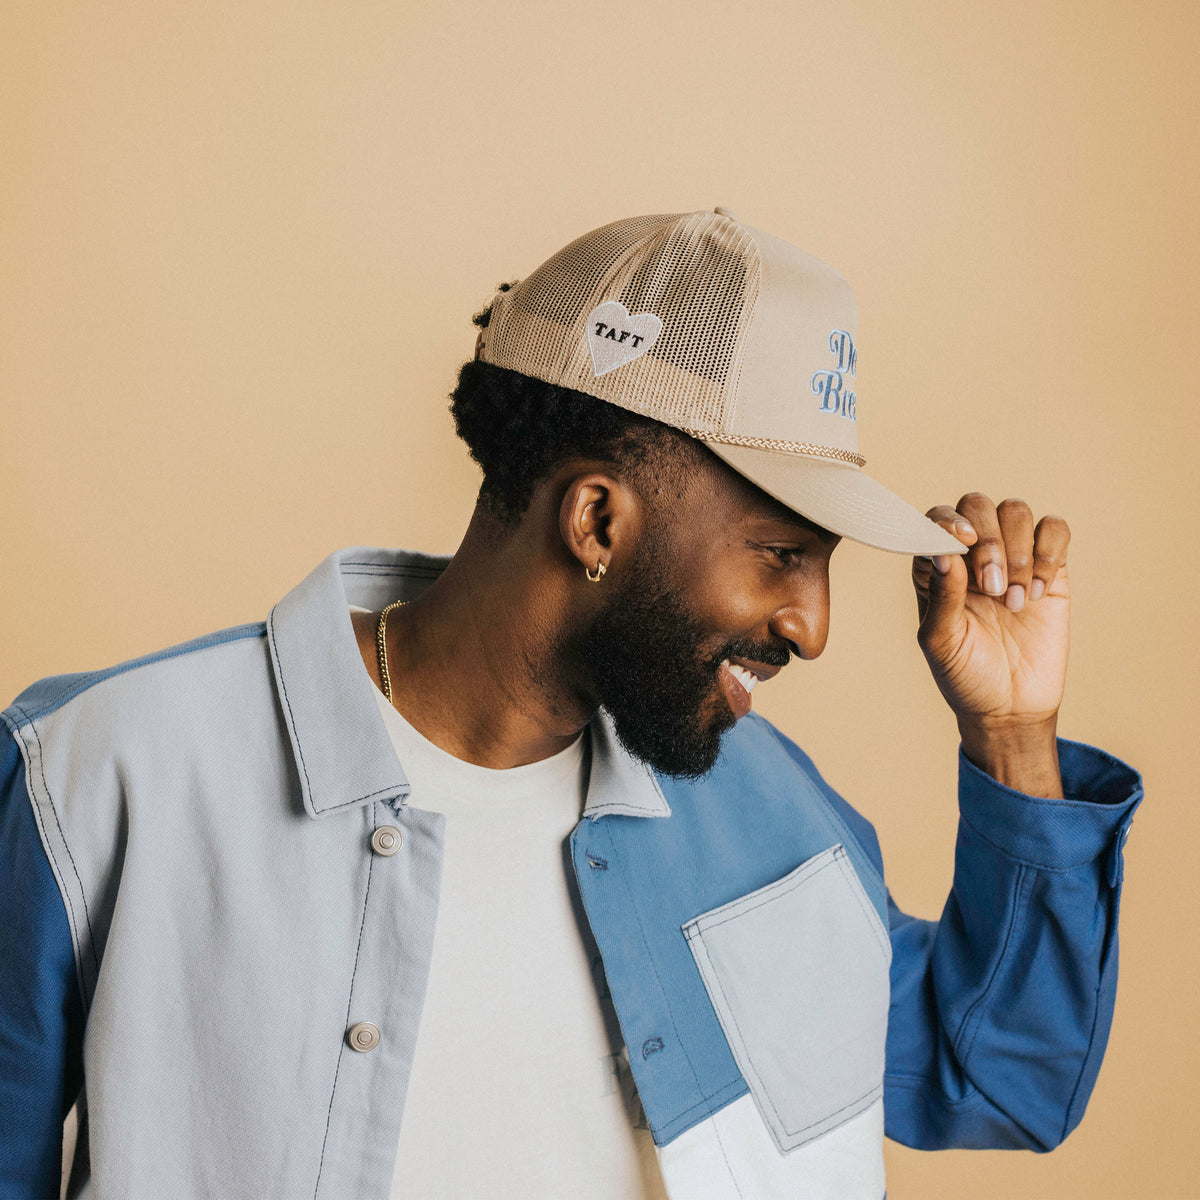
917, 553, 969, 664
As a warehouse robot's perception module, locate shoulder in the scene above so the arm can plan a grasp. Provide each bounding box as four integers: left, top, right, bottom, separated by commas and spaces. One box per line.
706, 711, 841, 802
721, 711, 825, 778
686, 713, 886, 874
3, 622, 269, 748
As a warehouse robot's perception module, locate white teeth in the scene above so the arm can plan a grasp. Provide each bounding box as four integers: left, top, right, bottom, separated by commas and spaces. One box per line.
721, 660, 759, 694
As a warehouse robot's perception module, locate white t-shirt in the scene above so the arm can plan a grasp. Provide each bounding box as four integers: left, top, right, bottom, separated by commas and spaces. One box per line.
366, 682, 667, 1199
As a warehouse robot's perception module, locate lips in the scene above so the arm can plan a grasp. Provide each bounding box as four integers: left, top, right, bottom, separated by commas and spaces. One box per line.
724, 662, 760, 694
718, 657, 780, 718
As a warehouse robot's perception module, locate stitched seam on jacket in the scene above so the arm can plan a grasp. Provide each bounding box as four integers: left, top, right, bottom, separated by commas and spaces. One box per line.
957, 808, 1109, 873
313, 785, 409, 812
14, 705, 100, 1000
817, 801, 886, 897
695, 925, 880, 1136
16, 724, 89, 1006
16, 624, 267, 724
688, 896, 883, 1140
313, 836, 376, 1199
268, 607, 315, 807
960, 743, 1142, 803
1061, 877, 1117, 1141
705, 913, 880, 1137
956, 864, 1032, 1065
884, 1074, 987, 1110
660, 1078, 747, 1127
688, 858, 840, 933
598, 825, 744, 1196
689, 853, 889, 960
268, 610, 399, 814
835, 854, 893, 959
340, 562, 443, 574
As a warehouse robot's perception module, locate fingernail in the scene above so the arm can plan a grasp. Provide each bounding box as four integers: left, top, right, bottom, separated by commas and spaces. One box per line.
954, 519, 975, 539
1005, 584, 1025, 612
983, 564, 1005, 596
931, 555, 951, 575
1030, 578, 1045, 601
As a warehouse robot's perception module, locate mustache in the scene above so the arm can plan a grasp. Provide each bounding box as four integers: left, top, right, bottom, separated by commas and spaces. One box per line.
712, 638, 792, 670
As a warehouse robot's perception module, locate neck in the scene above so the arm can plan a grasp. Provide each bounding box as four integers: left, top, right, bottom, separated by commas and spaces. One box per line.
355, 506, 593, 769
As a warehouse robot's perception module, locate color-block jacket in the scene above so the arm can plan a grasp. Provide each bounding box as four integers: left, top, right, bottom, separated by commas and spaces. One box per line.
0, 548, 1143, 1200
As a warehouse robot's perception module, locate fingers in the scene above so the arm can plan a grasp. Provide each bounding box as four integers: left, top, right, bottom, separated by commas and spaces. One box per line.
956, 493, 1009, 602
921, 495, 1068, 613
1031, 514, 1071, 600
914, 540, 970, 661
922, 504, 977, 574
996, 499, 1035, 612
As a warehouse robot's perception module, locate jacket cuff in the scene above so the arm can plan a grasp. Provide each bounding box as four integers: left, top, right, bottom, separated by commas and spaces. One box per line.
958, 738, 1143, 882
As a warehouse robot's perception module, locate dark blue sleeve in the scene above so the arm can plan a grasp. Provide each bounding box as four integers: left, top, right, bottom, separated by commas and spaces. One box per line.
0, 731, 85, 1199
884, 739, 1143, 1151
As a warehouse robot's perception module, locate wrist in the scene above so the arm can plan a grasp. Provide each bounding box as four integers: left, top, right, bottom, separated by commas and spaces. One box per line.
957, 713, 1063, 799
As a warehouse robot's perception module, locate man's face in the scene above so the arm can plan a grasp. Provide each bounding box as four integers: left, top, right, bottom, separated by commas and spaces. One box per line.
580, 457, 840, 777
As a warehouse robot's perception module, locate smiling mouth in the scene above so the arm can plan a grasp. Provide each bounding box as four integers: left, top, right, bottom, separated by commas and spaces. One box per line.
721, 660, 761, 694
717, 658, 775, 719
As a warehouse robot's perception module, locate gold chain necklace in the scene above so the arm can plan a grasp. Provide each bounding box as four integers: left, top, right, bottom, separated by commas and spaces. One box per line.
375, 599, 406, 704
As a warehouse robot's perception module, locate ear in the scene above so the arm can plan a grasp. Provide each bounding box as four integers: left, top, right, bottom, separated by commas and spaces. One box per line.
558, 471, 641, 581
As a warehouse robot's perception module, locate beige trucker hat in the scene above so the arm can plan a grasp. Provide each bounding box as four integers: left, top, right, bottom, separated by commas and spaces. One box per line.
476, 207, 965, 555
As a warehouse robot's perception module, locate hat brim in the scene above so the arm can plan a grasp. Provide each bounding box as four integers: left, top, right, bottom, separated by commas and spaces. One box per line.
702, 440, 968, 556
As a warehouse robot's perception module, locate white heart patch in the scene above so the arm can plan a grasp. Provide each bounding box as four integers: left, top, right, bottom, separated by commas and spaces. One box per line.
586, 301, 663, 376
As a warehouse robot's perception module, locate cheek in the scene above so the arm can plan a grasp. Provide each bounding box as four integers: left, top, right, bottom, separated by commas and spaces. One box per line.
676, 545, 768, 631
682, 584, 760, 641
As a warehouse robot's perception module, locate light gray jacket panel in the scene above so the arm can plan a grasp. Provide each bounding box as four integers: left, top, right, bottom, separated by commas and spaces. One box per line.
15, 549, 448, 1199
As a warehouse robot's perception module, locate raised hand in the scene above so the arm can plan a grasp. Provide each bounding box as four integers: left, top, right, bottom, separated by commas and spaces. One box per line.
912, 494, 1070, 797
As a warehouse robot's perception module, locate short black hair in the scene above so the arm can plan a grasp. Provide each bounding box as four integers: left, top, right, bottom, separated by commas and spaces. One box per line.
450, 298, 706, 526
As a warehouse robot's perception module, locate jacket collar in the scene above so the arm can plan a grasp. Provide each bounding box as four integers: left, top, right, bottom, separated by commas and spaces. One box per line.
268, 547, 670, 822
584, 708, 670, 820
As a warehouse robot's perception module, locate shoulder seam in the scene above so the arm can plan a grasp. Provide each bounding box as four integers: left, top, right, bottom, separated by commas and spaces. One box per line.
5, 622, 267, 726
10, 710, 100, 1005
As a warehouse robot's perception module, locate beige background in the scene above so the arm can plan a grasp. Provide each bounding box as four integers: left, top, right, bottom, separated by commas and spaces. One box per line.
3, 1, 1196, 1196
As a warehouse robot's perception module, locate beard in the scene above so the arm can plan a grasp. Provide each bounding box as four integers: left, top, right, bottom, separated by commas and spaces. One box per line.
579, 536, 788, 779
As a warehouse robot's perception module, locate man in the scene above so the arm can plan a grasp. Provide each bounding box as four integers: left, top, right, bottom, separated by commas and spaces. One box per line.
1, 208, 1141, 1199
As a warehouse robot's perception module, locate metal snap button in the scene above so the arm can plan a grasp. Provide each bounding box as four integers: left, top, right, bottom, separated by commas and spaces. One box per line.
347, 1021, 381, 1052
371, 826, 402, 856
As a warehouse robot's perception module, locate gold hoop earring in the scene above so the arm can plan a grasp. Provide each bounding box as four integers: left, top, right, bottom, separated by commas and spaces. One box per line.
586, 561, 607, 583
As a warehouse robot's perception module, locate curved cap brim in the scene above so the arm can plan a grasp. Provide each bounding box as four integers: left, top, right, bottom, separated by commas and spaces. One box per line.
703, 440, 968, 556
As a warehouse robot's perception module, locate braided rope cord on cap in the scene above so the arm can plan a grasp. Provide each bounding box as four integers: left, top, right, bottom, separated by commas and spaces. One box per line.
682, 428, 866, 468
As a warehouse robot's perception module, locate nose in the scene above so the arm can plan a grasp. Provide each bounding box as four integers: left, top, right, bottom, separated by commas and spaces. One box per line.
768, 570, 831, 661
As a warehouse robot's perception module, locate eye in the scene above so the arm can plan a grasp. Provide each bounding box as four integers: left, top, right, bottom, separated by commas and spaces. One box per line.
760, 544, 805, 567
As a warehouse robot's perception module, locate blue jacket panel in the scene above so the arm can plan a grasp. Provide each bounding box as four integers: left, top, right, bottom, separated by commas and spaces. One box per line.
0, 738, 83, 1200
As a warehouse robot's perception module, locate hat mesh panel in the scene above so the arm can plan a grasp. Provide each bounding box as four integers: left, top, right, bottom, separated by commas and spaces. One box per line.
508, 214, 678, 328
620, 212, 756, 386
483, 211, 761, 436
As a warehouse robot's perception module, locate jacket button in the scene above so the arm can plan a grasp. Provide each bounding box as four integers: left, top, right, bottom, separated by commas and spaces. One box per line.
371, 826, 403, 856
347, 1021, 381, 1052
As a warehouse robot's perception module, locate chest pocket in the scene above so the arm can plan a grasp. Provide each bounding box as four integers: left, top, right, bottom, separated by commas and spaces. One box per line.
682, 844, 891, 1154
